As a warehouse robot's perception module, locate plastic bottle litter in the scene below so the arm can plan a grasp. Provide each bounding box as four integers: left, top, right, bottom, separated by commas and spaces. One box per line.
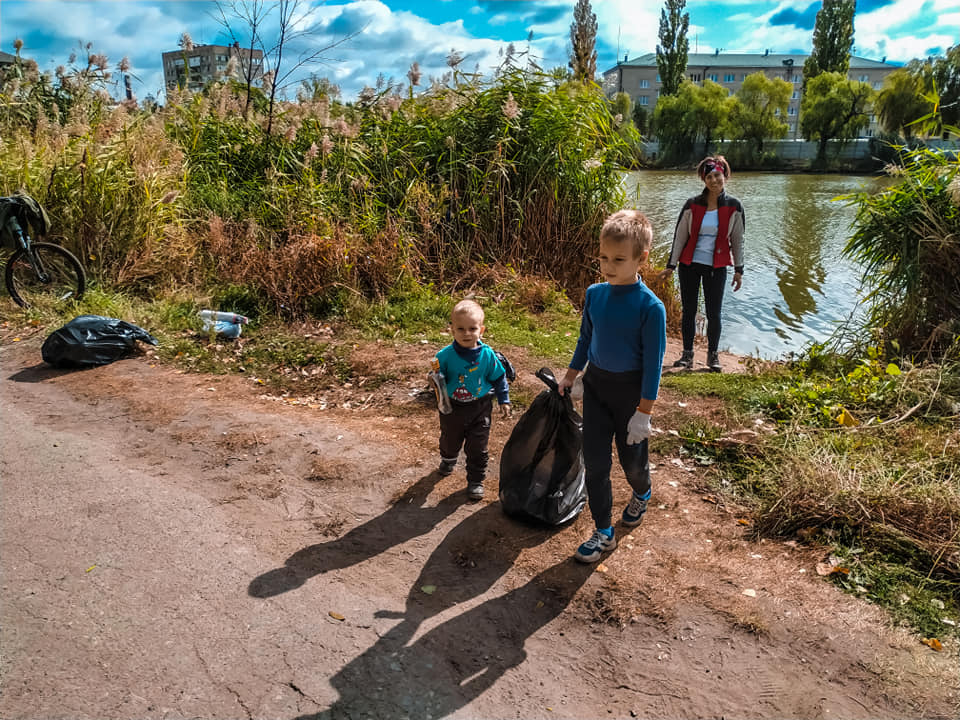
199, 310, 249, 339
428, 358, 453, 415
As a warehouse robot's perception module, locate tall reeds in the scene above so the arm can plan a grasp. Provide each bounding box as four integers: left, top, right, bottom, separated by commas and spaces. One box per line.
1, 49, 641, 312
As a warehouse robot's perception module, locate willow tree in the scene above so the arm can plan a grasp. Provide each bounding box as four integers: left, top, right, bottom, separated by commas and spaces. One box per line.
800, 72, 873, 164
728, 72, 792, 155
874, 69, 932, 139
656, 0, 689, 97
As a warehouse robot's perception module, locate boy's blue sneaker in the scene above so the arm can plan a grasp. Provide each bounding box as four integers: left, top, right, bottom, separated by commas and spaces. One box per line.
622, 492, 649, 527
574, 527, 616, 563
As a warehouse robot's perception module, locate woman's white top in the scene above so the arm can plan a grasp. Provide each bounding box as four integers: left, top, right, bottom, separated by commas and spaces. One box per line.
692, 209, 718, 266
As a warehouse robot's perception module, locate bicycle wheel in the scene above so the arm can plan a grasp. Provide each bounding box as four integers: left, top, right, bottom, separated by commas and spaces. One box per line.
5, 242, 86, 308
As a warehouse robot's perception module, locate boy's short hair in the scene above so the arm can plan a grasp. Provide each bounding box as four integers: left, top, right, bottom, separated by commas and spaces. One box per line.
697, 154, 731, 180
451, 299, 485, 323
600, 209, 654, 258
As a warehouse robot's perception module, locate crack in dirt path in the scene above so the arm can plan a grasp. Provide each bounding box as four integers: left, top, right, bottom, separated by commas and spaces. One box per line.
1, 338, 957, 719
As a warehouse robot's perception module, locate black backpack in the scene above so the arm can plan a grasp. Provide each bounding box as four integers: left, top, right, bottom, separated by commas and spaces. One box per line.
494, 350, 516, 382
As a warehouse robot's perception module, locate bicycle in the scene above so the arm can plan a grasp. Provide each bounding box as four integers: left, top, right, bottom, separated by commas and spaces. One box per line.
0, 192, 85, 308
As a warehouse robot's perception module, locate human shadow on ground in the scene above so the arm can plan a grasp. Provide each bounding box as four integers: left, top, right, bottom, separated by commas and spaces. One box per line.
293, 504, 593, 720
248, 469, 465, 598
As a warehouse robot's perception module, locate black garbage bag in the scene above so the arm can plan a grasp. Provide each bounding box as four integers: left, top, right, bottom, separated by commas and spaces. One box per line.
42, 315, 158, 368
498, 367, 587, 525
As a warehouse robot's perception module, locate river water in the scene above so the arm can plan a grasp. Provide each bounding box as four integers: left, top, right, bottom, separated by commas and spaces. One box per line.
623, 170, 886, 359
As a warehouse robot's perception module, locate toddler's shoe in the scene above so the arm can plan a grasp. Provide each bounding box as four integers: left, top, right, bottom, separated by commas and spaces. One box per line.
574, 527, 616, 563
467, 481, 485, 501
437, 459, 457, 477
621, 492, 649, 528
673, 351, 694, 368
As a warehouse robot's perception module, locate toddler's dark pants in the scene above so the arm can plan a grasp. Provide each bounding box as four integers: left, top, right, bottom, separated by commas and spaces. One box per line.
582, 366, 651, 530
678, 262, 727, 353
439, 395, 492, 485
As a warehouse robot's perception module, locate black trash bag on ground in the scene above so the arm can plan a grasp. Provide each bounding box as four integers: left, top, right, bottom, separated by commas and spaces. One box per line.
498, 367, 587, 525
42, 315, 158, 368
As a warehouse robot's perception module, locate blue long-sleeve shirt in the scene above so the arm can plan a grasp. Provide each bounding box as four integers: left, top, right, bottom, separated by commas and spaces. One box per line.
569, 280, 666, 401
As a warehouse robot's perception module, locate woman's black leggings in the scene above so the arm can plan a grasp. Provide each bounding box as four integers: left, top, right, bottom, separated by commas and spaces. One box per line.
678, 262, 727, 353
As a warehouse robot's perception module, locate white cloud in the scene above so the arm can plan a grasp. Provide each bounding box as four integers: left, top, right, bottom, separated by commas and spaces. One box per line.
594, 0, 660, 59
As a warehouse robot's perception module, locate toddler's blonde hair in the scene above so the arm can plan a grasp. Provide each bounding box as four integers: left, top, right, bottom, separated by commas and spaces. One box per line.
600, 209, 653, 259
451, 298, 485, 323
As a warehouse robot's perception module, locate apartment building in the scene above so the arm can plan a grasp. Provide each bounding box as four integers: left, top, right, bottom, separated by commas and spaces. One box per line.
0, 51, 18, 73
162, 43, 264, 93
602, 51, 896, 139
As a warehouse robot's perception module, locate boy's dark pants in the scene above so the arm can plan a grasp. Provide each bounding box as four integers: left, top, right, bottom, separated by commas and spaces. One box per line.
678, 262, 727, 353
582, 366, 651, 530
439, 396, 492, 484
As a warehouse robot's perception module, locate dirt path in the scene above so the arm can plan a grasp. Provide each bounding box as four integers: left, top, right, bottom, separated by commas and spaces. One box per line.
1, 334, 956, 720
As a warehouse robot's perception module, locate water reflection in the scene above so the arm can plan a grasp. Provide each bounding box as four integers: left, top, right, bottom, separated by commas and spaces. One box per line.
623, 170, 882, 358
772, 174, 830, 333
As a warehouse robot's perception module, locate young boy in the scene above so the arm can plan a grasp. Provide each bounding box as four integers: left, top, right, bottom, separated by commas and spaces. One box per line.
433, 299, 512, 500
558, 209, 667, 563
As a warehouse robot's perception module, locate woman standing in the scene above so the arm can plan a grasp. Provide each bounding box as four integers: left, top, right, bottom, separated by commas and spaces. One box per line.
659, 155, 744, 372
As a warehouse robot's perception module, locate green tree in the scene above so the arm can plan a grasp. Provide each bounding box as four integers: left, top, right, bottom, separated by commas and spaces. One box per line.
610, 91, 632, 121
689, 79, 732, 155
652, 79, 729, 162
929, 44, 960, 131
874, 68, 931, 139
652, 85, 694, 162
802, 0, 855, 91
656, 0, 689, 96
632, 104, 649, 135
569, 0, 598, 82
727, 72, 791, 155
800, 72, 873, 165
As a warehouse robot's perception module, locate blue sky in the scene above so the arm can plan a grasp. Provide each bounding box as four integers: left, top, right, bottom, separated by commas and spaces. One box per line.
1, 0, 957, 102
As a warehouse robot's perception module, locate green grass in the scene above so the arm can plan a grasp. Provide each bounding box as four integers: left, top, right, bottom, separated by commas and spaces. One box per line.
823, 543, 959, 640
660, 370, 770, 407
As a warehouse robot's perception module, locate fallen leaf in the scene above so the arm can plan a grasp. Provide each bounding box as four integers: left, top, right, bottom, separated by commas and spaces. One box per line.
12, 337, 21, 342
921, 637, 943, 652
701, 495, 718, 504
535, 601, 544, 609
85, 565, 97, 573
328, 611, 345, 621
421, 585, 436, 595
816, 563, 850, 576
835, 407, 858, 427
596, 563, 609, 573
736, 518, 750, 526
742, 588, 757, 597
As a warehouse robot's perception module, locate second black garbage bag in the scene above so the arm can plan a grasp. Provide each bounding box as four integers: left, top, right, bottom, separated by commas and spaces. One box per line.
498, 367, 587, 525
42, 315, 158, 368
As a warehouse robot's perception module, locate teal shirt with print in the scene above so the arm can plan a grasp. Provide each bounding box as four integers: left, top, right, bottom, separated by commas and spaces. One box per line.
436, 341, 507, 403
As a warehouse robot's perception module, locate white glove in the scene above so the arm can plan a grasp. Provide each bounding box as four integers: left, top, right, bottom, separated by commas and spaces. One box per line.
626, 411, 652, 445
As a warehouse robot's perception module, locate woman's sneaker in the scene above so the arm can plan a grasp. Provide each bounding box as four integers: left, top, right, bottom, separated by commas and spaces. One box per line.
621, 492, 649, 527
574, 527, 616, 563
673, 351, 694, 368
467, 481, 484, 500
437, 459, 457, 477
